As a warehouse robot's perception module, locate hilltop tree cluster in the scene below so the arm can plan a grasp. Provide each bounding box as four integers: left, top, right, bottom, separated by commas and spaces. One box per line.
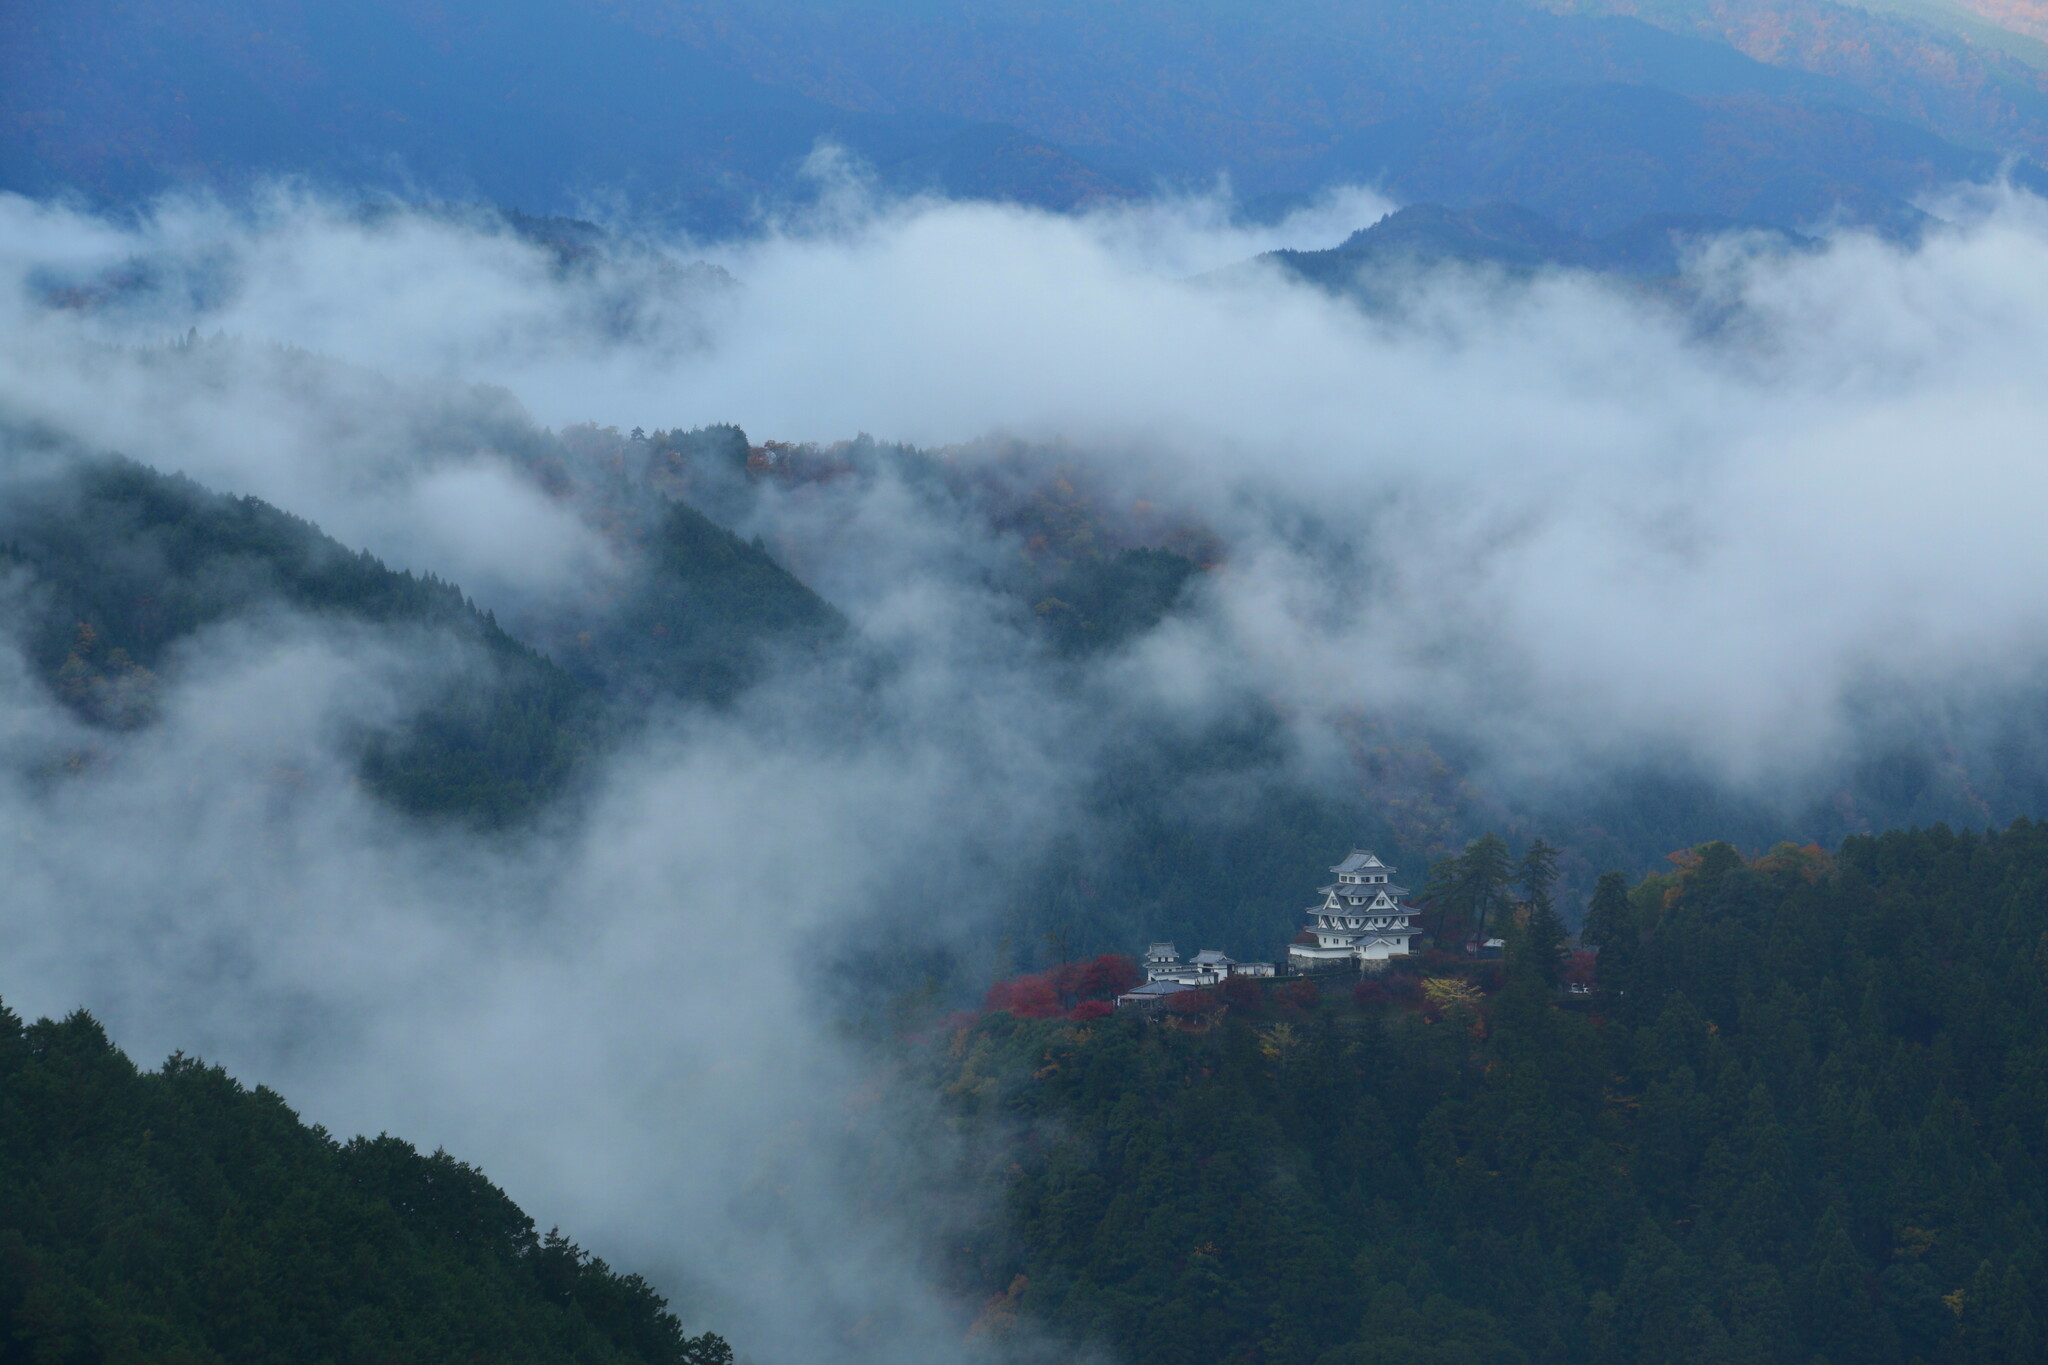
0, 1004, 732, 1365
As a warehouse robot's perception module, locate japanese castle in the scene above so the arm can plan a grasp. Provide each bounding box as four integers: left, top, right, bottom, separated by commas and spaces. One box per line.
1285, 849, 1418, 970
1118, 846, 1421, 1007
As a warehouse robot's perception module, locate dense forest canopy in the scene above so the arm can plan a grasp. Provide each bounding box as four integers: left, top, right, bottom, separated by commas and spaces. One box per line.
944, 823, 2048, 1365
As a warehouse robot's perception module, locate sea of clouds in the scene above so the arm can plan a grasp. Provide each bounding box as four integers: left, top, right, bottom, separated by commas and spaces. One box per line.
7, 173, 2048, 1361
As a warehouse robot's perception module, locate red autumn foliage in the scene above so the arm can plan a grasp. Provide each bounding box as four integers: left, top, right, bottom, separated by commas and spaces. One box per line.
1352, 979, 1390, 1009
1166, 988, 1219, 1016
983, 974, 1062, 1019
1056, 954, 1142, 1001
1284, 979, 1321, 1010
983, 953, 1142, 1020
1069, 1000, 1114, 1022
1565, 950, 1597, 985
1219, 974, 1263, 1011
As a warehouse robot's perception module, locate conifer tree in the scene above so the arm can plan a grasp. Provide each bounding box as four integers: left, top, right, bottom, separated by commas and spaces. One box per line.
1514, 838, 1567, 986
1516, 838, 1560, 908
1422, 848, 1465, 950
1464, 834, 1513, 950
1801, 1205, 1900, 1364
1425, 834, 1514, 953
1581, 870, 1638, 998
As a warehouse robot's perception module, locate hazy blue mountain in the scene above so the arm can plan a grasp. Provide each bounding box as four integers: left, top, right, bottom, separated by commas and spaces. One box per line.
7, 0, 2046, 231
0, 0, 1135, 227
632, 0, 1891, 171
1330, 80, 2010, 234
624, 0, 2048, 227
1535, 0, 2048, 158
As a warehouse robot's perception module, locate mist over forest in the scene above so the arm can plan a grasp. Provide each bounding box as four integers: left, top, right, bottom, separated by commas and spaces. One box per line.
12, 3, 2048, 1363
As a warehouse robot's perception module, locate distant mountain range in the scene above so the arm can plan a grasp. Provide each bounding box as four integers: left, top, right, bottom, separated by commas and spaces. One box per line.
10, 0, 2048, 233
0, 0, 1140, 229
625, 0, 2048, 227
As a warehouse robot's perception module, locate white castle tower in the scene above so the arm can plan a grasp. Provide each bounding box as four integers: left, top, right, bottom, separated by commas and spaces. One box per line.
1285, 849, 1418, 970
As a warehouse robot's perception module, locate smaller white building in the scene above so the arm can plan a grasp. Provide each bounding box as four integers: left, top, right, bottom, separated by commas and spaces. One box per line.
1142, 943, 1275, 987
1194, 949, 1275, 978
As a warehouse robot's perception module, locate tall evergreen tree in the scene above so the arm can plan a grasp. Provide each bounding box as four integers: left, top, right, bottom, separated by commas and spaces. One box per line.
1514, 838, 1567, 986
1516, 838, 1560, 908
1422, 847, 1467, 950
1425, 834, 1514, 953
1801, 1205, 1901, 1364
1461, 833, 1514, 952
1580, 869, 1638, 998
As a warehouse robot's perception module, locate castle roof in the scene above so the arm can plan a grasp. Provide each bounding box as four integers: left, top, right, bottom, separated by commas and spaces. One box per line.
1320, 881, 1410, 899
1121, 980, 1193, 998
1190, 949, 1235, 965
1331, 849, 1389, 874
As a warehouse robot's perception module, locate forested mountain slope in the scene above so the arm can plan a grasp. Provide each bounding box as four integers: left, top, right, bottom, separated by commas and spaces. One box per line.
0, 451, 592, 821
0, 440, 844, 821
0, 1001, 732, 1364
559, 491, 848, 707
947, 826, 2048, 1365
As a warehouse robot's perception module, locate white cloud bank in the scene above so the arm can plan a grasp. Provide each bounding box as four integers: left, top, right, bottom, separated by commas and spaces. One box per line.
16, 181, 2048, 776
7, 177, 2048, 1360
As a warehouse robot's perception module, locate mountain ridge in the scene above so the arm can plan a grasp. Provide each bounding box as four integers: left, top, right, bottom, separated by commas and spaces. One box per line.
1256, 200, 1816, 289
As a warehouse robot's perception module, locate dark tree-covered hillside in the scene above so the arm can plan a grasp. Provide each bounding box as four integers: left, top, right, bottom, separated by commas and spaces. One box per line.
0, 453, 592, 823
1033, 547, 1198, 658
0, 441, 856, 822
946, 823, 2048, 1365
571, 494, 848, 707
0, 1002, 732, 1365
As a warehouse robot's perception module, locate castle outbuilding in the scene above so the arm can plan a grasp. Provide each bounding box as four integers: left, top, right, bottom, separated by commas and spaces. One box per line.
1286, 849, 1419, 970
1142, 943, 1276, 985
